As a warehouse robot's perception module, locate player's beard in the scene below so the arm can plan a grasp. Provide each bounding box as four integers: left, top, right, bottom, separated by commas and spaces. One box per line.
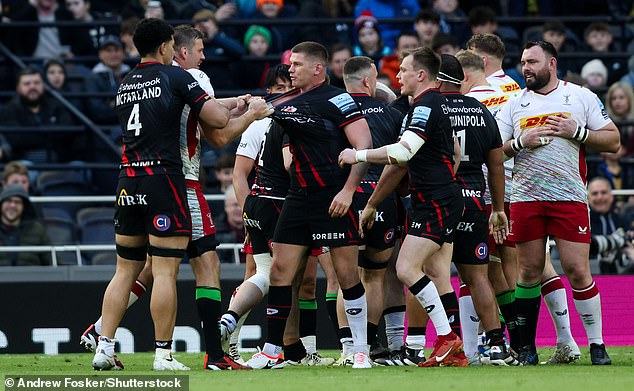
524, 65, 550, 91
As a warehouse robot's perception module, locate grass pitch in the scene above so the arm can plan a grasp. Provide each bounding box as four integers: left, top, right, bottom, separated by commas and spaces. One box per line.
2, 347, 634, 391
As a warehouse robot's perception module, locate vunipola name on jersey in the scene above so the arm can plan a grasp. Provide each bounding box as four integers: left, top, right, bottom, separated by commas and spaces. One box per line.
495, 80, 613, 203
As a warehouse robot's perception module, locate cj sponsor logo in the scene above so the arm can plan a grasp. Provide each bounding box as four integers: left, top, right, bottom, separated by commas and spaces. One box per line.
475, 242, 488, 260
153, 215, 171, 232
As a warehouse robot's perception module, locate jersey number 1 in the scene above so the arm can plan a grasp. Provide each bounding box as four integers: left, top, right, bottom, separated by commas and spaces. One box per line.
127, 103, 143, 136
456, 129, 470, 162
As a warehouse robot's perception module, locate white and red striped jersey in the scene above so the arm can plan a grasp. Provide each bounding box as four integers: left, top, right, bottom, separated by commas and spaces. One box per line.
176, 64, 215, 181
496, 80, 613, 203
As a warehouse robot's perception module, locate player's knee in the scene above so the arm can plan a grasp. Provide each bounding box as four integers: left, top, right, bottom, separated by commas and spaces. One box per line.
395, 262, 412, 285
562, 263, 589, 286
247, 273, 269, 295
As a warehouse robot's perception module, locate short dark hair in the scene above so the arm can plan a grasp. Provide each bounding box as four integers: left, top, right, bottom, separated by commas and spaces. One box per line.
16, 67, 42, 85
396, 31, 419, 46
468, 6, 496, 27
343, 56, 374, 83
466, 33, 506, 60
404, 46, 440, 80
585, 22, 611, 37
524, 40, 558, 60
264, 63, 291, 88
431, 32, 457, 52
414, 9, 440, 24
543, 21, 565, 35
293, 41, 329, 65
174, 24, 204, 52
133, 18, 175, 58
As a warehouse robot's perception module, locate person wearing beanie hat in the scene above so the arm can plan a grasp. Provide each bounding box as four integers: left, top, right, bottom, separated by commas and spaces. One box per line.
257, 0, 284, 15
231, 25, 274, 89
244, 25, 272, 54
353, 10, 391, 66
254, 0, 296, 53
438, 53, 519, 366
0, 185, 51, 266
581, 59, 608, 89
354, 0, 421, 48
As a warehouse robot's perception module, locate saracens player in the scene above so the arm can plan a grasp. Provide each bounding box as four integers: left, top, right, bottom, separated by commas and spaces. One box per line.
245, 41, 374, 370
335, 56, 403, 365
90, 19, 271, 371
339, 47, 468, 367
436, 53, 517, 366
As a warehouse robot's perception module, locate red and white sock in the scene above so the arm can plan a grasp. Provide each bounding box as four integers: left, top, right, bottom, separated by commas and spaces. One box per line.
572, 281, 604, 345
542, 276, 573, 344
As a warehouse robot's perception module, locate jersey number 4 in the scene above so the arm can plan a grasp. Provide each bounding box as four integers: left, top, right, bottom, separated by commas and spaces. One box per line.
127, 103, 143, 136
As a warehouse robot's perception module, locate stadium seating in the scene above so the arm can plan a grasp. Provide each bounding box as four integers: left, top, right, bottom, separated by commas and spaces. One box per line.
42, 216, 79, 265
76, 207, 115, 263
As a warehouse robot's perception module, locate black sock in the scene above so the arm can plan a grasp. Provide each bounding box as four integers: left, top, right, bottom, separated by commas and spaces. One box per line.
515, 282, 541, 348
497, 289, 520, 352
299, 298, 317, 338
439, 291, 461, 337
325, 292, 339, 345
485, 328, 505, 348
155, 340, 172, 350
284, 340, 307, 362
338, 326, 352, 340
367, 322, 379, 346
267, 285, 293, 347
195, 286, 223, 359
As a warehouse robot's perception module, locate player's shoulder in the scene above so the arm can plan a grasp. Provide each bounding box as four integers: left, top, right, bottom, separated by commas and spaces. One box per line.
561, 80, 598, 100
185, 68, 210, 82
